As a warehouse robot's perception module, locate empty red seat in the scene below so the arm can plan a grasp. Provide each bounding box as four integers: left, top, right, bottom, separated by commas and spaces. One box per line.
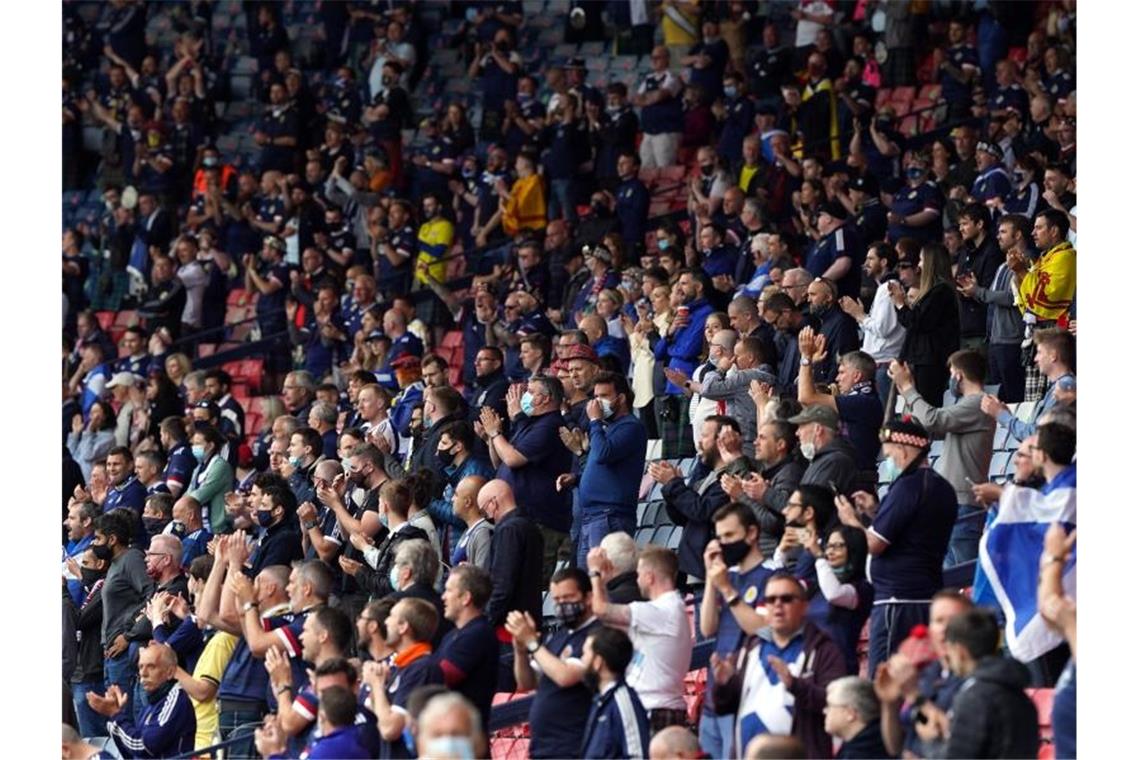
227, 288, 254, 307
875, 88, 893, 109
95, 311, 116, 332
919, 83, 942, 101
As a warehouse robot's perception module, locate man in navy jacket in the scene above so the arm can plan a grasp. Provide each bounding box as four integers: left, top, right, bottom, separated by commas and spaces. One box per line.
571, 373, 648, 568
89, 642, 196, 758
579, 626, 651, 759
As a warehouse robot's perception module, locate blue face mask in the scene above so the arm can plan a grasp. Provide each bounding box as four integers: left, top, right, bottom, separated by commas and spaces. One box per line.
906, 167, 925, 181
191, 445, 206, 463
520, 392, 536, 416
882, 456, 903, 483
426, 737, 476, 760
256, 509, 275, 528
389, 565, 401, 591
288, 455, 303, 468
723, 85, 737, 99
341, 457, 352, 472
657, 239, 670, 251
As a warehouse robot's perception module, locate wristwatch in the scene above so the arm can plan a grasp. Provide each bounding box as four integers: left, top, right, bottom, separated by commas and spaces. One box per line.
589, 570, 603, 579
242, 601, 258, 614
526, 639, 541, 655
726, 594, 744, 607
1040, 553, 1066, 567
800, 357, 812, 366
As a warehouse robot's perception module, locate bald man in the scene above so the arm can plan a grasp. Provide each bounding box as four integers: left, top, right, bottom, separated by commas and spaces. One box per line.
452, 475, 492, 571
88, 642, 197, 757
61, 723, 107, 760
580, 313, 631, 374
649, 725, 704, 760
479, 480, 544, 689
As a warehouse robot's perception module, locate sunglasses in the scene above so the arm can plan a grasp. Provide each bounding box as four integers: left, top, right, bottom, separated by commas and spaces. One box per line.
764, 594, 802, 605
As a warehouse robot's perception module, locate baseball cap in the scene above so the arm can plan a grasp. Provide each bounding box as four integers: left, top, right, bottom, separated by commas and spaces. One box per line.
787, 404, 840, 431
106, 372, 144, 389
818, 201, 849, 221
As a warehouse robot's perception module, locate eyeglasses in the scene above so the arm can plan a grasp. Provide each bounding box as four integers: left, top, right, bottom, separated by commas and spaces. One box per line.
763, 594, 801, 605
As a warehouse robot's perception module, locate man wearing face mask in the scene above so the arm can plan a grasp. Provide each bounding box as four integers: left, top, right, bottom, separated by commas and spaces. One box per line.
480, 377, 572, 583
892, 352, 995, 567
348, 479, 429, 601
172, 494, 211, 568
834, 416, 957, 676
698, 503, 774, 757
94, 511, 154, 725
415, 692, 488, 760
789, 404, 858, 497
887, 153, 945, 244
506, 566, 599, 758
429, 422, 495, 558
248, 484, 305, 577
578, 626, 652, 758
566, 373, 648, 568
66, 545, 109, 738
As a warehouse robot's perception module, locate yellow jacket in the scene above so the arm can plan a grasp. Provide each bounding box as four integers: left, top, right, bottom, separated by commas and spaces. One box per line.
502, 174, 547, 237
415, 217, 455, 285
1017, 240, 1075, 320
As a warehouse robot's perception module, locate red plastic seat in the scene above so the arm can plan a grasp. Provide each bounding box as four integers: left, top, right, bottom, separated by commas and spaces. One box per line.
875, 88, 893, 109
95, 311, 116, 332
919, 83, 942, 101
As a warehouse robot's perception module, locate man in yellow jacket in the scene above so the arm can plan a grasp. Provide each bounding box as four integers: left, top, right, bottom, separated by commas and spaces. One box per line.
1011, 208, 1075, 401
501, 153, 547, 238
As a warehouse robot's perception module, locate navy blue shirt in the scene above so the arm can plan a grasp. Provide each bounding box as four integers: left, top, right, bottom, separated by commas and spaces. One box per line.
869, 467, 957, 600
835, 384, 885, 470
527, 619, 602, 758
888, 181, 944, 244
380, 652, 444, 759
686, 39, 729, 101
496, 411, 573, 532
614, 177, 650, 247
255, 262, 291, 334
257, 105, 300, 174
989, 84, 1028, 119
247, 521, 304, 577
218, 607, 298, 703
941, 45, 979, 106
376, 224, 416, 297
639, 72, 683, 134
717, 96, 755, 164
971, 166, 1012, 203
105, 476, 147, 515
164, 443, 197, 494
436, 616, 499, 732
804, 223, 863, 299
854, 198, 889, 246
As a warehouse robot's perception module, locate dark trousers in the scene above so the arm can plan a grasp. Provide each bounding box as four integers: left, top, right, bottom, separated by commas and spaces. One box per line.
218, 702, 267, 759
988, 342, 1025, 403
868, 600, 930, 677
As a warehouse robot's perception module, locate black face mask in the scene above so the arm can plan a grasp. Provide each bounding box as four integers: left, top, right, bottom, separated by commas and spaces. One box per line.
700, 164, 715, 177
143, 517, 168, 538
554, 600, 585, 628
91, 543, 113, 562
81, 566, 106, 588
437, 447, 458, 468
720, 538, 750, 567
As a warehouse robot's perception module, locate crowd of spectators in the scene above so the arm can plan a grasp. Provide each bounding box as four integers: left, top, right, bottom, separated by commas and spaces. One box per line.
62, 1, 1077, 758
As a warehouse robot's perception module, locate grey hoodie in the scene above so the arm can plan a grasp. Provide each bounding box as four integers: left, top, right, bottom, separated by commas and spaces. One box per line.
697, 364, 779, 457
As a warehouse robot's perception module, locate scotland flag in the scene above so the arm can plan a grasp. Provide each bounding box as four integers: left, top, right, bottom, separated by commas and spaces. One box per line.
978, 467, 1076, 662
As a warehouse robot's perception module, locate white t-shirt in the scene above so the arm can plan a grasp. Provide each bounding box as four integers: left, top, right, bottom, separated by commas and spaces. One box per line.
625, 590, 692, 711
795, 1, 835, 48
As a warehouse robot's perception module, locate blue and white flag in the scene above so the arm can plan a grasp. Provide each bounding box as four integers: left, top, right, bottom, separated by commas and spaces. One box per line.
978, 475, 1076, 662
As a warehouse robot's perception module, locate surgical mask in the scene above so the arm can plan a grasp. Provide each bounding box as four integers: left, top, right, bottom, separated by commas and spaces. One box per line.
256, 509, 275, 528
606, 105, 622, 117
599, 398, 614, 419
906, 167, 925, 181
948, 374, 962, 398
723, 84, 737, 99
554, 601, 585, 627
657, 239, 670, 251
91, 543, 113, 562
341, 457, 353, 472
192, 445, 206, 463
423, 415, 434, 430
465, 7, 479, 23
289, 455, 303, 468
517, 92, 534, 104
720, 538, 750, 567
389, 565, 402, 591
426, 737, 476, 760
520, 392, 536, 416
202, 155, 219, 168
800, 441, 816, 461
882, 456, 903, 483
169, 520, 187, 538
